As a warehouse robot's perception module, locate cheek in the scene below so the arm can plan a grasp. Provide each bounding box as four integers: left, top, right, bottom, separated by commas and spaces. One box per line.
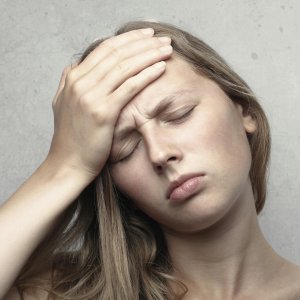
110, 161, 153, 201
110, 163, 165, 221
196, 108, 252, 176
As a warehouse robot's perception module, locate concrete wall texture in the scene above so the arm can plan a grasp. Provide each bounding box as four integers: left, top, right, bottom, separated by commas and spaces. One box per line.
0, 0, 299, 264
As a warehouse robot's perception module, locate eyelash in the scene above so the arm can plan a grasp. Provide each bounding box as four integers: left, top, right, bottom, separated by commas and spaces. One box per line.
165, 107, 195, 123
118, 140, 141, 163
117, 107, 195, 163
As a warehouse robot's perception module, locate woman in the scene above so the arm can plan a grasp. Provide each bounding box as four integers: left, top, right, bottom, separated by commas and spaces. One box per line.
2, 21, 300, 300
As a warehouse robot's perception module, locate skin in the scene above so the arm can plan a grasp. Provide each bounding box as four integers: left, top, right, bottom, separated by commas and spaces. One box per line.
1, 29, 173, 299
2, 28, 300, 299
109, 56, 255, 233
109, 57, 300, 299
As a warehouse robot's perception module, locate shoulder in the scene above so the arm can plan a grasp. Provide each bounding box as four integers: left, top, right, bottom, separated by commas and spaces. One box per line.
275, 261, 300, 300
288, 264, 300, 299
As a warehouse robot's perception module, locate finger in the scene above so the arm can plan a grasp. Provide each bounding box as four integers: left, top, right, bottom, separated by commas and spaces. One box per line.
109, 61, 167, 117
76, 28, 155, 75
100, 45, 173, 94
76, 61, 167, 120
52, 64, 77, 106
74, 36, 171, 94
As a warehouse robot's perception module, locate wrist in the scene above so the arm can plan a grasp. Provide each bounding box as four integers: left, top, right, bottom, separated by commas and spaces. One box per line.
40, 155, 97, 188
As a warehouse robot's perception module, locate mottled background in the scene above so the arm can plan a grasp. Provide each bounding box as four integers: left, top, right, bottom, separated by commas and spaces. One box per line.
0, 0, 299, 263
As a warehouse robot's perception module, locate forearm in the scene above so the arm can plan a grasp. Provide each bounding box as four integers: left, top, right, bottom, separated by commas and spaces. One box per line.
0, 159, 93, 299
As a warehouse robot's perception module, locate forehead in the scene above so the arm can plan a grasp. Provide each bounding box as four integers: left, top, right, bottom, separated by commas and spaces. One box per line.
116, 57, 204, 128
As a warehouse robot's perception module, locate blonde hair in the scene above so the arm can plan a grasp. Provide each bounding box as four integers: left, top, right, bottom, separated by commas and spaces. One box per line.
16, 21, 271, 299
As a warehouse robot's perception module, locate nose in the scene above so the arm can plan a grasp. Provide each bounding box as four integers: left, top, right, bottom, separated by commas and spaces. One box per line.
143, 127, 183, 173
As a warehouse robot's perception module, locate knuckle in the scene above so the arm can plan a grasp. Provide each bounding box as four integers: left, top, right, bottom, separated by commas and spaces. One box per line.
70, 80, 84, 97
78, 95, 106, 124
129, 29, 146, 39
101, 39, 119, 56
78, 93, 93, 108
101, 38, 113, 50
65, 69, 77, 85
152, 48, 161, 57
101, 39, 123, 57
91, 109, 108, 124
117, 61, 130, 74
91, 107, 109, 124
123, 78, 137, 94
110, 46, 122, 59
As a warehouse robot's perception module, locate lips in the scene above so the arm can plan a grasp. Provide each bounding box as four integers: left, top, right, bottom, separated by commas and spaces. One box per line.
166, 173, 205, 202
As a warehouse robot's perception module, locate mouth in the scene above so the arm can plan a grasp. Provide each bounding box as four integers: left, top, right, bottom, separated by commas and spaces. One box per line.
166, 173, 205, 203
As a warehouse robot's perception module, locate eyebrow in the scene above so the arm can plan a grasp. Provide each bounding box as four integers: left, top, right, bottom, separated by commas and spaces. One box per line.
146, 89, 193, 119
114, 89, 194, 142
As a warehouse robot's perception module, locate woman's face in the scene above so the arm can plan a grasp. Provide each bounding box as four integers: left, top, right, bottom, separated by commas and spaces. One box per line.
109, 56, 257, 233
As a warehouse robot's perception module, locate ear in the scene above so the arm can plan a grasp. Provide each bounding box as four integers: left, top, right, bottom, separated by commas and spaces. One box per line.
234, 103, 257, 134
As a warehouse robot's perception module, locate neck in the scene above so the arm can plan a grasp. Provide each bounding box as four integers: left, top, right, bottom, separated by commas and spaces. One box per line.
163, 181, 286, 299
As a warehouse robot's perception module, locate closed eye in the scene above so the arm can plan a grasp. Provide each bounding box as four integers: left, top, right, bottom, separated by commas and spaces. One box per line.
165, 107, 195, 124
115, 140, 141, 163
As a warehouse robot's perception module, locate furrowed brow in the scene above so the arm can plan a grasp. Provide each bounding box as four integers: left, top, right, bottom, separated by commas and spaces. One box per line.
147, 89, 194, 118
114, 89, 194, 142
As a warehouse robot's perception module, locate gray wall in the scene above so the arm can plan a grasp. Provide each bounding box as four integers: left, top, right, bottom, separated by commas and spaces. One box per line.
1, 0, 299, 264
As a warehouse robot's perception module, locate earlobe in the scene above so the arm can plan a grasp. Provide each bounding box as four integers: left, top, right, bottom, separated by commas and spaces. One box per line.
243, 114, 257, 134
235, 103, 257, 134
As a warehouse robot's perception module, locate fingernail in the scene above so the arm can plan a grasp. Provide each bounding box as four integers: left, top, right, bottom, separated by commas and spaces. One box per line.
159, 45, 173, 53
141, 28, 154, 35
153, 61, 166, 69
158, 36, 171, 43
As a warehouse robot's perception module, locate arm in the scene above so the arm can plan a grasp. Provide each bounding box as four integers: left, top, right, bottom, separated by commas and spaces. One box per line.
0, 159, 93, 299
0, 27, 172, 298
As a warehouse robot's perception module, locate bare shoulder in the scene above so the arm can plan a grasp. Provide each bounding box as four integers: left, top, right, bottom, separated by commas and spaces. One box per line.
288, 263, 300, 299
276, 261, 300, 300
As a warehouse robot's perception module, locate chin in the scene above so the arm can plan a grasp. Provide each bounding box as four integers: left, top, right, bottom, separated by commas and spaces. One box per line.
162, 187, 245, 234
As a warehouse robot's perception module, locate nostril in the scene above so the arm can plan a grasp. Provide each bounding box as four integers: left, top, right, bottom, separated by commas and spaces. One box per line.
154, 156, 177, 172
156, 165, 163, 172
168, 156, 177, 162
